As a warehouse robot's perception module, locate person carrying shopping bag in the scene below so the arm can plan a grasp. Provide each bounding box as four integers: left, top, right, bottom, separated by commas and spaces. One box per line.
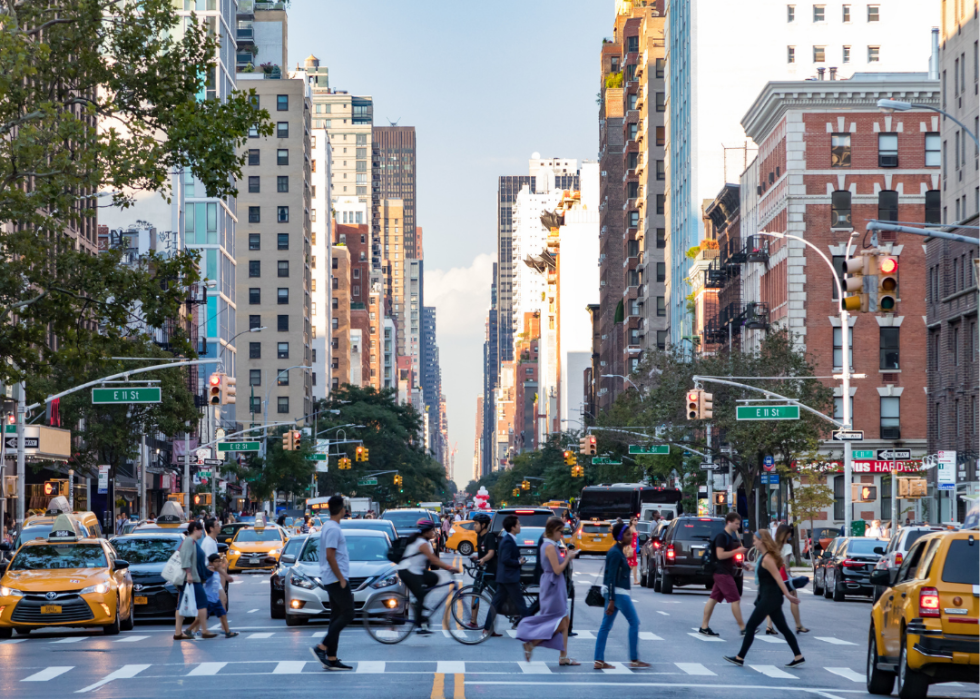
593, 520, 651, 670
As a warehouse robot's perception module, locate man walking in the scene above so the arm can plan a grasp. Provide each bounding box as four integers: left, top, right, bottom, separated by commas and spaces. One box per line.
202, 518, 233, 610
310, 495, 354, 671
483, 515, 527, 634
174, 521, 214, 640
700, 512, 747, 637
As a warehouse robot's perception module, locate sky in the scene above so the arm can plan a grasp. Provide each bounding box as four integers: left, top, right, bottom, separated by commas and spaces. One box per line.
287, 0, 610, 486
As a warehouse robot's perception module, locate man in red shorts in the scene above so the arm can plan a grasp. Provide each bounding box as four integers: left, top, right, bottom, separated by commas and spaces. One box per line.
699, 511, 747, 636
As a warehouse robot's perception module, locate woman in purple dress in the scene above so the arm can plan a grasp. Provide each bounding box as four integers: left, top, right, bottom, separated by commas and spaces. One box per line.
518, 517, 581, 665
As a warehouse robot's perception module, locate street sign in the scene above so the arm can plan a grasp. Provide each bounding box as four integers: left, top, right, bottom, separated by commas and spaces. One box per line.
853, 449, 875, 459
197, 471, 211, 478
699, 462, 717, 471
203, 458, 223, 466
91, 387, 162, 404
628, 445, 670, 455
592, 457, 623, 465
3, 436, 39, 450
306, 453, 328, 461
217, 441, 260, 452
832, 429, 865, 441
937, 450, 956, 490
761, 473, 780, 485
357, 478, 378, 486
736, 405, 800, 421
98, 465, 109, 495
763, 455, 775, 472
877, 449, 911, 461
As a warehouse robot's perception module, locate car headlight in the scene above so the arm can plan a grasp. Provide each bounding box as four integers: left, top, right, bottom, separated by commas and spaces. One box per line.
0, 586, 24, 597
270, 549, 282, 556
371, 573, 399, 589
80, 582, 109, 595
289, 570, 317, 590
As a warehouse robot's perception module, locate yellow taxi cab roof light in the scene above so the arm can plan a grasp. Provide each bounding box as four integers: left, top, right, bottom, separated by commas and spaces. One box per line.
253, 513, 267, 530
156, 500, 186, 524
45, 495, 72, 516
48, 514, 81, 542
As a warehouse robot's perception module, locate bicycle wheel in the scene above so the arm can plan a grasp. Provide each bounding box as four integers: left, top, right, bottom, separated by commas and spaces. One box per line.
362, 591, 414, 644
446, 589, 492, 645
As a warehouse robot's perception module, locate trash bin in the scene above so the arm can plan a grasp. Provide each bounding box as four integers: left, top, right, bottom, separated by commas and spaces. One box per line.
850, 520, 867, 537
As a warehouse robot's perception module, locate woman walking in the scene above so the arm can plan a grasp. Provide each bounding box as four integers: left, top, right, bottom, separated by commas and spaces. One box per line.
518, 517, 580, 665
594, 520, 651, 670
724, 530, 805, 669
627, 517, 640, 584
766, 524, 809, 635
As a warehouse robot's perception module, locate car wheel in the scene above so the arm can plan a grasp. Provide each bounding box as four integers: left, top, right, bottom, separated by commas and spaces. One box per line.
866, 625, 896, 695
824, 572, 834, 599
813, 571, 823, 596
897, 630, 930, 699
458, 541, 474, 556
0, 627, 11, 639
103, 597, 121, 636
285, 613, 308, 627
14, 627, 30, 636
121, 597, 135, 631
271, 592, 285, 619
661, 571, 673, 594
832, 575, 846, 602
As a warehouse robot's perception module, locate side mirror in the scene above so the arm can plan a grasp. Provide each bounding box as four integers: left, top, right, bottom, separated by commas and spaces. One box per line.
113, 559, 130, 571
280, 555, 296, 565
874, 546, 885, 555
217, 543, 229, 554
224, 539, 232, 544
869, 569, 891, 587
638, 534, 649, 544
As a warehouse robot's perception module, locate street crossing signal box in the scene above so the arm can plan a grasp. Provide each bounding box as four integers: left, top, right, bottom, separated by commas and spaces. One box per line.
851, 483, 878, 503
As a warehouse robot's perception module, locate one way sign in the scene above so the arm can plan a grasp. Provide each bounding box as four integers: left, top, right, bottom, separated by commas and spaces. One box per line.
4, 437, 39, 450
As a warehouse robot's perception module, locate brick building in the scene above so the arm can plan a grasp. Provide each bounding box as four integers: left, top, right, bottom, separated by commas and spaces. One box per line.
741, 74, 939, 527
334, 222, 380, 389
330, 245, 352, 390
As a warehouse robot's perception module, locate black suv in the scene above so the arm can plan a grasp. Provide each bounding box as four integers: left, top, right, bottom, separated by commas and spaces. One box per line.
651, 515, 743, 595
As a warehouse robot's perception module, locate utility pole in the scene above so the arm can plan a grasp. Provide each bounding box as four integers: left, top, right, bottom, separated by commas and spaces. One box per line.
706, 423, 713, 515
16, 381, 25, 526
139, 434, 146, 521
184, 421, 191, 514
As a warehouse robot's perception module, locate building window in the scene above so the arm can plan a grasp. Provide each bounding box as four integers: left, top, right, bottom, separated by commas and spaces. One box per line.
656, 297, 666, 316
880, 327, 900, 369
878, 190, 899, 221
656, 194, 665, 215
925, 190, 942, 223
278, 288, 289, 305
656, 126, 665, 146
278, 260, 289, 278
277, 121, 289, 138
277, 233, 289, 250
248, 176, 260, 193
657, 228, 666, 249
627, 182, 639, 199
656, 160, 665, 180
812, 4, 824, 21
842, 4, 850, 21
813, 46, 826, 63
248, 233, 260, 250
277, 176, 289, 193
657, 330, 668, 350
277, 94, 288, 111
311, 209, 316, 222
249, 342, 261, 359
831, 190, 852, 227
277, 206, 289, 223
657, 262, 666, 282
629, 123, 638, 141
868, 46, 880, 62
867, 4, 879, 21
880, 397, 900, 439
787, 46, 795, 64
833, 396, 854, 422
831, 134, 850, 167
628, 93, 638, 111
248, 149, 259, 166
925, 132, 941, 166
277, 397, 289, 414
878, 133, 898, 167
331, 317, 339, 330
833, 327, 853, 368
277, 342, 289, 359
277, 369, 289, 386
248, 260, 260, 277
249, 315, 261, 330
655, 57, 665, 78
248, 288, 260, 305
655, 92, 665, 112
787, 4, 795, 21
628, 151, 639, 170
628, 211, 639, 228
277, 149, 289, 166
249, 369, 261, 386
248, 206, 260, 223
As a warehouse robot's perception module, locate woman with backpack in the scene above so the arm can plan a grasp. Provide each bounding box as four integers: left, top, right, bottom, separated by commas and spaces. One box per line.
395, 518, 458, 635
765, 524, 809, 635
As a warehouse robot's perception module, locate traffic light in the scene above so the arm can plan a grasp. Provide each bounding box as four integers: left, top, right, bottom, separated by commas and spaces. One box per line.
221, 374, 237, 405
283, 431, 295, 451
208, 372, 222, 405
43, 480, 60, 497
355, 445, 366, 462
698, 391, 713, 420
570, 464, 584, 477
851, 483, 878, 503
521, 480, 530, 491
338, 457, 352, 470
877, 255, 898, 313
898, 477, 928, 498
580, 435, 597, 455
512, 488, 519, 497
686, 390, 700, 420
193, 493, 212, 507
841, 255, 869, 313
563, 450, 577, 466
361, 447, 369, 462
393, 474, 403, 486
292, 430, 302, 450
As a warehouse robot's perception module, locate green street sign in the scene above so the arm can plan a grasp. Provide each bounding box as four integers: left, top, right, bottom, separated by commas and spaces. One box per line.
357, 478, 378, 486
853, 450, 875, 459
736, 405, 800, 421
592, 457, 623, 465
306, 453, 328, 461
629, 445, 670, 455
197, 471, 211, 478
91, 387, 162, 404
217, 441, 260, 452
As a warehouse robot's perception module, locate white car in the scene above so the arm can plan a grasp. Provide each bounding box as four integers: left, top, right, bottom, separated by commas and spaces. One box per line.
283, 529, 405, 626
871, 524, 944, 601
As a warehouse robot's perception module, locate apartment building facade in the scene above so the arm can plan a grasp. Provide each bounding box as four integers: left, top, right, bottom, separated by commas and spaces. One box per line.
310, 127, 332, 401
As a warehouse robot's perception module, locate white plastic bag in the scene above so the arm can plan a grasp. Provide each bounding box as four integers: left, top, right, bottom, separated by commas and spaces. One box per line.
162, 550, 185, 587
178, 585, 198, 617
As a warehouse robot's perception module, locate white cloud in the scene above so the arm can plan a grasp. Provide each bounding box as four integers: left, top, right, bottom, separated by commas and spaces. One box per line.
424, 253, 494, 337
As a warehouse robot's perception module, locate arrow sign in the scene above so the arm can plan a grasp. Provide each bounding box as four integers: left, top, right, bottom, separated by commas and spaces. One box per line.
217, 441, 260, 452
92, 387, 162, 404
202, 458, 223, 466
699, 463, 717, 471
3, 437, 39, 450
877, 449, 911, 461
831, 429, 865, 441
629, 445, 670, 455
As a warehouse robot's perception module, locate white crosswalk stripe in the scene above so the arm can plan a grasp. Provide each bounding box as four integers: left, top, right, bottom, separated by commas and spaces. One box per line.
51, 637, 85, 644
675, 663, 715, 676
248, 632, 274, 639
22, 666, 73, 682
76, 664, 150, 694
518, 661, 551, 674
356, 661, 386, 673
638, 631, 663, 640
114, 635, 149, 643
272, 661, 307, 674
187, 663, 227, 676
573, 630, 596, 640
437, 661, 466, 674
816, 636, 857, 645
750, 664, 798, 679
825, 667, 865, 682
752, 634, 786, 644
656, 611, 670, 616
688, 632, 724, 642
600, 661, 633, 674
1, 638, 28, 644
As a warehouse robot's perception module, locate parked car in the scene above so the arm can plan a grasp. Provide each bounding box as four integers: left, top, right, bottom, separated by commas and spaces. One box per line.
866, 530, 978, 698
652, 515, 743, 595
822, 537, 886, 601
339, 518, 397, 544
270, 535, 308, 619
872, 526, 945, 602
108, 533, 184, 622
638, 520, 670, 588
379, 509, 440, 538
812, 536, 847, 596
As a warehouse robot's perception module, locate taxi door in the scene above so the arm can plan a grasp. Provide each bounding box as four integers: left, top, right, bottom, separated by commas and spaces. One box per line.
881, 539, 932, 658
935, 535, 979, 640
105, 542, 132, 618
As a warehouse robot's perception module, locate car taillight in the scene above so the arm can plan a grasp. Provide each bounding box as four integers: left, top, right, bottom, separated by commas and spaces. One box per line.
894, 552, 903, 565
666, 544, 675, 561
842, 559, 865, 568
919, 587, 940, 618
577, 531, 582, 540
653, 541, 661, 549
735, 552, 744, 563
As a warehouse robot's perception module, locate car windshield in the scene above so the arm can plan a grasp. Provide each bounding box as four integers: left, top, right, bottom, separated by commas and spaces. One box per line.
235, 529, 283, 542
901, 530, 931, 550
14, 525, 55, 550
581, 524, 609, 534
383, 512, 428, 528
281, 537, 305, 558
300, 536, 389, 562
109, 537, 181, 563
677, 520, 724, 540
942, 540, 979, 584
848, 539, 885, 555
11, 544, 107, 570
634, 522, 652, 534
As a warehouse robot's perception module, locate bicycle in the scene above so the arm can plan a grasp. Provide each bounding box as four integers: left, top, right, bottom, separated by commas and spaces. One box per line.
443, 563, 537, 645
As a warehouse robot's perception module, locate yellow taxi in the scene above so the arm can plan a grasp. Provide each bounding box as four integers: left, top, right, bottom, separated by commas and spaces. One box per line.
226, 515, 288, 573
134, 500, 187, 533
0, 514, 134, 638
867, 530, 978, 698
445, 520, 478, 556
573, 520, 616, 554
15, 496, 104, 549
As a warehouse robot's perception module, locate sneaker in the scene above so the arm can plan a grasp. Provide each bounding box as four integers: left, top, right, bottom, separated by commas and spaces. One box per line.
723, 656, 744, 667
785, 657, 806, 669
698, 627, 720, 637
326, 659, 353, 671
629, 660, 652, 669
309, 646, 330, 669
416, 626, 433, 636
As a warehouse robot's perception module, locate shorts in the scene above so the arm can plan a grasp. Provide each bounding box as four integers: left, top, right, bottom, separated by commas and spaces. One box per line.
207, 600, 227, 618
179, 582, 208, 610
709, 572, 741, 603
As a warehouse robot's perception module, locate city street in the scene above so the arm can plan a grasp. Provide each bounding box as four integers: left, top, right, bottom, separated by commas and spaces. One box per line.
1, 553, 974, 699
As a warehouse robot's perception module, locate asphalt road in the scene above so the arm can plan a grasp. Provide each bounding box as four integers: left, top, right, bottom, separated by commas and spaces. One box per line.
1, 552, 975, 698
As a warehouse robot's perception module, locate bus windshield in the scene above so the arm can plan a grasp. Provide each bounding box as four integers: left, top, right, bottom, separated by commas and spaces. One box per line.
578, 485, 682, 521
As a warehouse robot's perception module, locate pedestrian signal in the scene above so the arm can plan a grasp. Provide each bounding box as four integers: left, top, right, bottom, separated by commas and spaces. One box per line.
851, 483, 878, 503
194, 493, 212, 506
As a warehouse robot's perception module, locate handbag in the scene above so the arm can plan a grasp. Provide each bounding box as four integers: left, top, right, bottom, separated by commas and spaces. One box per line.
177, 583, 198, 617
585, 564, 606, 607
162, 550, 185, 587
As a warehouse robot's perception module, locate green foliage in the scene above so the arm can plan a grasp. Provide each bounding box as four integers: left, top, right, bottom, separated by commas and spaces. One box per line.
604, 72, 623, 89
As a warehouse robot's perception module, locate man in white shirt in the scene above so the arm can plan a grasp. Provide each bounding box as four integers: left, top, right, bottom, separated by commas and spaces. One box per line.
310, 495, 353, 671
203, 518, 233, 607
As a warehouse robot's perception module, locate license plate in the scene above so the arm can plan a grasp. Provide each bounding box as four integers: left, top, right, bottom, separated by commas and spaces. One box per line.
696, 550, 706, 558
134, 596, 148, 605
593, 537, 604, 542
40, 605, 62, 614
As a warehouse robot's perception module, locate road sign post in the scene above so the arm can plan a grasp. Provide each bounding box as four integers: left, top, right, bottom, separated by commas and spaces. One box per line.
91, 387, 162, 404
832, 429, 864, 441
628, 445, 670, 455
736, 405, 800, 421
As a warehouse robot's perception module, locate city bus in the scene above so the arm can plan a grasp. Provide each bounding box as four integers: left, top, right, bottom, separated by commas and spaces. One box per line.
577, 484, 683, 522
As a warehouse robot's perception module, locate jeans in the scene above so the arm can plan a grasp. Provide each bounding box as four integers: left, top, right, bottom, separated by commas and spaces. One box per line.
321, 581, 355, 657
594, 592, 639, 662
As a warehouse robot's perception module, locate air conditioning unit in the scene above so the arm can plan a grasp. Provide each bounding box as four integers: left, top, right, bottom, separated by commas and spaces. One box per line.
879, 154, 898, 168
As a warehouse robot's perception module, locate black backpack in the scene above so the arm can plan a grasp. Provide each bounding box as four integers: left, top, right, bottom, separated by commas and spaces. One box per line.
387, 536, 413, 564
701, 531, 728, 576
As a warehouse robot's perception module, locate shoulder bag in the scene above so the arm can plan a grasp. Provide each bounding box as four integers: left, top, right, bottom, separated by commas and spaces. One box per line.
585, 562, 606, 607
162, 549, 185, 587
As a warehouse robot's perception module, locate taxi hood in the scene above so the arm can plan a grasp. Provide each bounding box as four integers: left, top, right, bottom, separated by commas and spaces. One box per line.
3, 568, 108, 591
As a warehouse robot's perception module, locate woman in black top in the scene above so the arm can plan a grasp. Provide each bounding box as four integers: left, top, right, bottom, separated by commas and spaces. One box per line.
724, 530, 805, 668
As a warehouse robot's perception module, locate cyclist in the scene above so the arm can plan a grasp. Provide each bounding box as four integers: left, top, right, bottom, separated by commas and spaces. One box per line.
470, 512, 496, 573
397, 518, 458, 635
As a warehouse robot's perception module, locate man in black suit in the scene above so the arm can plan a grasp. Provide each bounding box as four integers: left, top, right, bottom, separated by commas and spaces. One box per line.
483, 515, 528, 632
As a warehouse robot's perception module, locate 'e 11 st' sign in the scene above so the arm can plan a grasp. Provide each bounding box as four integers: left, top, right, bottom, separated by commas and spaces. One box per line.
736, 405, 800, 421
91, 387, 162, 404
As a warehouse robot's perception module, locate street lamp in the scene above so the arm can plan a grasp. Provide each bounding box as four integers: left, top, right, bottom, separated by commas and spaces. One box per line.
601, 374, 642, 393
219, 326, 265, 368
877, 99, 979, 148
262, 365, 312, 442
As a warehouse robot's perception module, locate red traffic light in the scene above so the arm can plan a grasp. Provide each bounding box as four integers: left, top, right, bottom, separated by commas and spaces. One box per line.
688, 392, 698, 402
209, 373, 221, 387
879, 257, 897, 274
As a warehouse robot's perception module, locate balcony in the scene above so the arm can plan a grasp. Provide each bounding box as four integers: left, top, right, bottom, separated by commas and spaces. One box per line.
743, 302, 770, 330
703, 260, 726, 289
744, 236, 769, 263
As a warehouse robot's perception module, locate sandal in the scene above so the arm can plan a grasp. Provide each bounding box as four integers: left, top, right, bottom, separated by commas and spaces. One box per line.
523, 642, 534, 662
765, 627, 779, 635
796, 626, 810, 634
200, 632, 218, 639
559, 657, 581, 666
594, 661, 615, 670
173, 633, 194, 640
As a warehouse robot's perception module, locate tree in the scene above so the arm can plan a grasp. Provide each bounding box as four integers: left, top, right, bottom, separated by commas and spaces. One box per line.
0, 0, 271, 385
788, 468, 836, 569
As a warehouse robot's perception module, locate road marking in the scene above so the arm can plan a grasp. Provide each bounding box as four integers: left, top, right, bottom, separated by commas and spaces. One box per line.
573, 630, 596, 640
1, 638, 28, 644
656, 611, 670, 616
51, 637, 85, 644
688, 632, 724, 642
430, 672, 444, 699
816, 637, 857, 646
356, 661, 386, 673
749, 664, 798, 679
229, 580, 244, 585
825, 667, 864, 683
22, 666, 73, 682
272, 661, 307, 674
518, 661, 552, 674
639, 632, 663, 640
752, 634, 786, 644
258, 580, 270, 584
115, 635, 149, 643
675, 663, 715, 676
248, 632, 274, 639
438, 661, 466, 674
75, 664, 150, 693
454, 672, 465, 699
187, 663, 227, 676
505, 630, 517, 638
247, 609, 260, 614
600, 661, 633, 674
